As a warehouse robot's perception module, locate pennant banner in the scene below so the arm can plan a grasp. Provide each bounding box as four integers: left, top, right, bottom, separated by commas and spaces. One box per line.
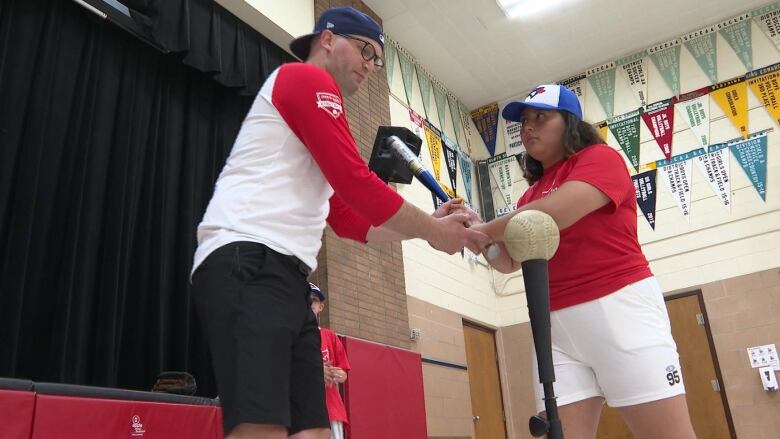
674, 87, 711, 149
433, 85, 448, 131
487, 153, 516, 217
718, 13, 754, 72
471, 103, 500, 156
448, 95, 464, 145
459, 101, 473, 154
711, 76, 749, 139
587, 62, 617, 118
682, 26, 718, 84
729, 132, 769, 200
617, 52, 649, 107
423, 120, 443, 182
500, 100, 524, 156
398, 50, 415, 105
458, 151, 473, 206
632, 169, 658, 229
656, 150, 697, 221
442, 135, 459, 193
430, 182, 456, 211
409, 107, 424, 138
416, 66, 433, 118
595, 121, 609, 141
747, 62, 780, 127
648, 39, 682, 96
693, 142, 732, 210
608, 108, 642, 172
385, 41, 397, 87
558, 74, 586, 116
753, 2, 780, 51
641, 98, 675, 160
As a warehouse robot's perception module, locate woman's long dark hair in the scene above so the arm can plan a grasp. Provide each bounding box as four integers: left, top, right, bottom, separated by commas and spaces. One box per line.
517, 111, 605, 184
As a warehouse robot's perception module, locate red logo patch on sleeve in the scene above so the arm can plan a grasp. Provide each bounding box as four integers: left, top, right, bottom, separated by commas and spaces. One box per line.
316, 92, 343, 118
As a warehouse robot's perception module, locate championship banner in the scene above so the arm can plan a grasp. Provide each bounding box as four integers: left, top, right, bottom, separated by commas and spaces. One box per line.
433, 85, 448, 131
471, 102, 500, 156
442, 135, 459, 193
487, 153, 517, 217
415, 66, 433, 118
673, 87, 711, 149
586, 61, 617, 118
632, 169, 658, 229
747, 62, 780, 127
718, 13, 754, 72
682, 25, 718, 84
409, 107, 424, 138
648, 38, 682, 96
753, 2, 780, 51
595, 121, 609, 142
385, 40, 397, 87
710, 76, 749, 139
656, 151, 696, 221
500, 99, 524, 156
617, 52, 649, 107
641, 99, 675, 160
423, 120, 443, 182
608, 108, 642, 172
558, 74, 586, 116
448, 95, 464, 146
693, 142, 732, 210
729, 132, 769, 200
458, 151, 473, 206
398, 49, 415, 105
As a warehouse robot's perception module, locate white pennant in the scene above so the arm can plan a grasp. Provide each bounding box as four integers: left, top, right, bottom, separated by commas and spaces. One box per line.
659, 160, 693, 221
693, 145, 731, 211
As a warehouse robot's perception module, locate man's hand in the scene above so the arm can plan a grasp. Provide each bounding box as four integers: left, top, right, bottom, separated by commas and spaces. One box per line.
433, 198, 483, 225
428, 213, 492, 254
324, 364, 347, 386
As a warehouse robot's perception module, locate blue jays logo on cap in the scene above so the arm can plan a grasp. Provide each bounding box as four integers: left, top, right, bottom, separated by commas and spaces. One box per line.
290, 7, 384, 61
502, 84, 583, 122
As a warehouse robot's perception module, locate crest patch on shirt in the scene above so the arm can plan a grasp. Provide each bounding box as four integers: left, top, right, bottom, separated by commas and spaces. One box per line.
316, 92, 343, 118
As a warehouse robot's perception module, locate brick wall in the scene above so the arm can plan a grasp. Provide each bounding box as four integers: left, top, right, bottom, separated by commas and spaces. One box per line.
312, 0, 410, 349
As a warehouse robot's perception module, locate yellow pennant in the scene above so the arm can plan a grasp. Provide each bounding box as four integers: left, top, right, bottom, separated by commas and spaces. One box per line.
595, 121, 609, 142
440, 183, 456, 199
747, 63, 780, 128
637, 162, 657, 173
423, 124, 443, 182
710, 77, 749, 139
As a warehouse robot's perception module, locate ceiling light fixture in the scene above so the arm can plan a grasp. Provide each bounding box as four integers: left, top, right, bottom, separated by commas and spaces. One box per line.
496, 0, 569, 18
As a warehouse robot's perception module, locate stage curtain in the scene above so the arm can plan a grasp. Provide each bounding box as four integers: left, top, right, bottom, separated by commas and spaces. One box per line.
0, 0, 291, 396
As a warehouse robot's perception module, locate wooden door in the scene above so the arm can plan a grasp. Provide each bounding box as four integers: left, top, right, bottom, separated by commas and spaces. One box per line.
596, 292, 735, 438
463, 323, 508, 439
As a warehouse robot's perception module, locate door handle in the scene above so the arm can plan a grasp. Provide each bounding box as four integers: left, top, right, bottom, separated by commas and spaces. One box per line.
473, 415, 480, 422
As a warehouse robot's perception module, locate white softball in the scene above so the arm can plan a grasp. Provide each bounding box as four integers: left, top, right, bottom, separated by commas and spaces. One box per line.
503, 210, 560, 262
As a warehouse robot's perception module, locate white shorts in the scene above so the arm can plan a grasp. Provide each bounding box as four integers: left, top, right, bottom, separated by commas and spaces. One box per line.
532, 277, 685, 412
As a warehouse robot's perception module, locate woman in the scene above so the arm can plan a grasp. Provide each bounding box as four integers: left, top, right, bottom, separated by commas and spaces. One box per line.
472, 84, 696, 439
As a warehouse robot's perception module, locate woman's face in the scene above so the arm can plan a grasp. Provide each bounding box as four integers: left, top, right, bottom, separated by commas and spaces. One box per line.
519, 107, 566, 167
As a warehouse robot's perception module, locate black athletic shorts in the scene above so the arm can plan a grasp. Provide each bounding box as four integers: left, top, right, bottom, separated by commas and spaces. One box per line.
191, 241, 328, 435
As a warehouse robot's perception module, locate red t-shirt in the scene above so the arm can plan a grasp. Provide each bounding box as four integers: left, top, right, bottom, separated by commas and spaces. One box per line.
320, 328, 351, 423
516, 144, 652, 311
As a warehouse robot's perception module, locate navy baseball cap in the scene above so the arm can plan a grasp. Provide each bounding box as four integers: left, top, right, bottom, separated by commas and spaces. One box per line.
309, 282, 325, 301
502, 84, 583, 122
290, 7, 385, 61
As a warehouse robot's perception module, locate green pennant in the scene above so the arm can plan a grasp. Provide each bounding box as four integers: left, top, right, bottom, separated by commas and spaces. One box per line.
682, 28, 718, 84
649, 40, 681, 96
384, 41, 397, 87
433, 85, 447, 131
608, 109, 642, 172
415, 66, 432, 118
398, 50, 415, 105
719, 15, 753, 72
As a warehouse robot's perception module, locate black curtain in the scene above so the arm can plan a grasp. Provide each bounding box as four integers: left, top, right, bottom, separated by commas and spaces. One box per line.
0, 0, 292, 396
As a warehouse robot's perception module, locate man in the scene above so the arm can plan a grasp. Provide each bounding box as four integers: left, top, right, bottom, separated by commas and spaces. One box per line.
190, 7, 490, 439
308, 283, 350, 439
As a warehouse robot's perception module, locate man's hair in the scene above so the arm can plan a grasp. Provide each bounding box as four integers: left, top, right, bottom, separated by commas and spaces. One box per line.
518, 111, 604, 184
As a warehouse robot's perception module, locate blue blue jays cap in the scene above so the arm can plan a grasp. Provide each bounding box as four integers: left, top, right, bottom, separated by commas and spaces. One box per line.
290, 7, 385, 60
502, 84, 583, 121
309, 282, 325, 301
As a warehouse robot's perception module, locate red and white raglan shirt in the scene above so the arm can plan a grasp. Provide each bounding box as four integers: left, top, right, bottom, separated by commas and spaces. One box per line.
192, 63, 403, 273
516, 144, 653, 311
320, 328, 350, 424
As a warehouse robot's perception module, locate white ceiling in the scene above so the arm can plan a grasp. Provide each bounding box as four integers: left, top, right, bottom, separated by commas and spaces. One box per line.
362, 0, 768, 109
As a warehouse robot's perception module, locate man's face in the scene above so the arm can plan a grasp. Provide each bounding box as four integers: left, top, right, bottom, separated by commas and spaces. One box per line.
310, 295, 325, 317
324, 31, 383, 96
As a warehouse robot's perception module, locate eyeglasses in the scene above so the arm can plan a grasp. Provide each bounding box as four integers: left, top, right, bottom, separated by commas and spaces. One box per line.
335, 33, 385, 72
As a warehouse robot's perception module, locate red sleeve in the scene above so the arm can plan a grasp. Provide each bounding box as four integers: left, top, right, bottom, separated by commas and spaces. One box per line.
332, 333, 350, 372
327, 194, 371, 242
272, 63, 404, 226
566, 144, 632, 211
